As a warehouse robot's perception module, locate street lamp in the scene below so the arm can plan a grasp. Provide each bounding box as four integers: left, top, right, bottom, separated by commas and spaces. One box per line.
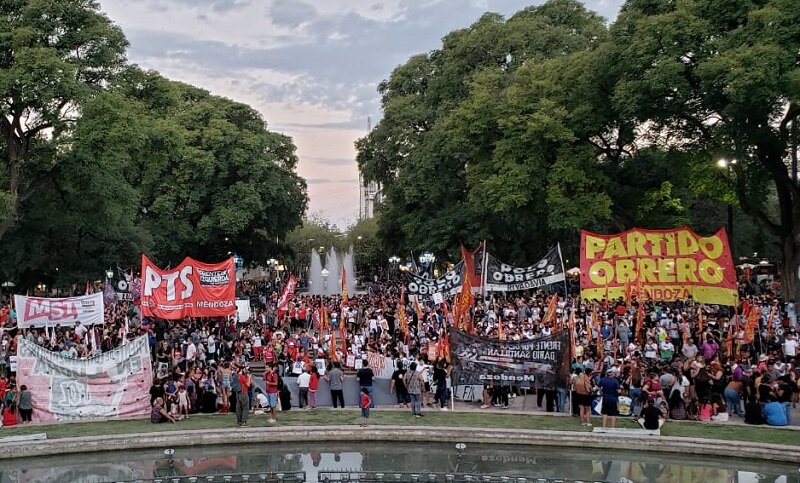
419, 252, 436, 275
321, 268, 330, 293
105, 268, 114, 280
716, 158, 737, 246
388, 256, 401, 280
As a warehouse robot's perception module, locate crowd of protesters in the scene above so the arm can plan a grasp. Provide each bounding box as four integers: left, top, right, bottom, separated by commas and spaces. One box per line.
0, 270, 798, 430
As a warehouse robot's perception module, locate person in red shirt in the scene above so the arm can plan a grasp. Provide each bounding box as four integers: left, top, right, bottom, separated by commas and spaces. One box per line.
308, 365, 320, 409
264, 364, 280, 423
2, 402, 17, 427
360, 387, 372, 427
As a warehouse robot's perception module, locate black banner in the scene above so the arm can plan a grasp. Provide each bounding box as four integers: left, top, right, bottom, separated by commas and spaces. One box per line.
484, 245, 565, 292
404, 261, 465, 298
449, 328, 569, 389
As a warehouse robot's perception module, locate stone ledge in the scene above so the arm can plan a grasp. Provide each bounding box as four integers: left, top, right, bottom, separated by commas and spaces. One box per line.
0, 425, 797, 464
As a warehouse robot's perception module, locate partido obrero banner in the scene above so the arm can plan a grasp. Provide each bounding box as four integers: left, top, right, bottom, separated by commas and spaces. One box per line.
16, 335, 153, 422
14, 293, 104, 328
484, 245, 566, 292
140, 255, 236, 319
580, 227, 737, 305
449, 328, 569, 389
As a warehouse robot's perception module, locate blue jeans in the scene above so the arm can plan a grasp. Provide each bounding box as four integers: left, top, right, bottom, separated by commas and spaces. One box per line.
360, 386, 375, 408
783, 401, 792, 425
724, 388, 742, 416
436, 383, 448, 408
410, 393, 422, 415
556, 387, 567, 412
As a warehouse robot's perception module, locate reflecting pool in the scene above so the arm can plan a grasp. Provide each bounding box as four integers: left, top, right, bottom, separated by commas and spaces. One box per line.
0, 442, 796, 483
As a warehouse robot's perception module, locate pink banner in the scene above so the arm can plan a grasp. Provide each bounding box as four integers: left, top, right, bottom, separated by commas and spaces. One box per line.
17, 336, 153, 422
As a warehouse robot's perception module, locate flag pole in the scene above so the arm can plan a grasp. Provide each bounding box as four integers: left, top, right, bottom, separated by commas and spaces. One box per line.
557, 243, 567, 297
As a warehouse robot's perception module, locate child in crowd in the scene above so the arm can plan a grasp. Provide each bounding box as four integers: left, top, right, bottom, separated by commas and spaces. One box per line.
360, 387, 371, 427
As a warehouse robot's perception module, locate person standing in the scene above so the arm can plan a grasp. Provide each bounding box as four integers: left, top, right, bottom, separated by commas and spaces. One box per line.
264, 364, 280, 423
433, 361, 449, 411
404, 362, 424, 418
232, 366, 251, 427
596, 370, 621, 428
17, 385, 33, 423
389, 362, 410, 408
575, 368, 594, 427
308, 365, 320, 409
326, 362, 345, 408
360, 387, 372, 427
356, 359, 375, 408
297, 367, 310, 409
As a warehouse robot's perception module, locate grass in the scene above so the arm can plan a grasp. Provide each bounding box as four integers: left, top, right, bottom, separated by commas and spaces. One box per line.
1, 409, 798, 447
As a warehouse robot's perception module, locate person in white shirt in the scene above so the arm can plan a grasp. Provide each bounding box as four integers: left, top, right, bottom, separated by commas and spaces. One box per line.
783, 332, 797, 360
297, 369, 311, 409
74, 321, 87, 339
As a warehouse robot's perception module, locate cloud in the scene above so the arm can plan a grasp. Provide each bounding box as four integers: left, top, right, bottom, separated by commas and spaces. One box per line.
99, 0, 624, 226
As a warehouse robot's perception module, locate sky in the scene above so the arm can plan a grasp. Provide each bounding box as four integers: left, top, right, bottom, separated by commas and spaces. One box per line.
97, 0, 624, 229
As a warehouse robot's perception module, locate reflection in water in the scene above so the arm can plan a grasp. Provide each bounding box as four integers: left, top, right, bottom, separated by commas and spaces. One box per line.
0, 443, 796, 483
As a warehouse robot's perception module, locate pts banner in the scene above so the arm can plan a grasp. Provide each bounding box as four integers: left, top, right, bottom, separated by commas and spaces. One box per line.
580, 227, 737, 305
140, 255, 236, 319
449, 328, 569, 389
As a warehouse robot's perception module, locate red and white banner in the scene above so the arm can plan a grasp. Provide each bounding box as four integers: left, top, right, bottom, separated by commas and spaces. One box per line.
14, 293, 104, 328
140, 255, 235, 320
17, 335, 153, 422
277, 274, 297, 317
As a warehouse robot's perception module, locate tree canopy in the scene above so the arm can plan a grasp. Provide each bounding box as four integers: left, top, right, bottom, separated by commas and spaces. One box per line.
357, 0, 795, 299
0, 2, 307, 289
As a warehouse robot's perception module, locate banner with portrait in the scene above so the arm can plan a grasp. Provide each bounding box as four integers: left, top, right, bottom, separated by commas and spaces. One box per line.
16, 335, 153, 422
580, 227, 737, 305
448, 328, 569, 389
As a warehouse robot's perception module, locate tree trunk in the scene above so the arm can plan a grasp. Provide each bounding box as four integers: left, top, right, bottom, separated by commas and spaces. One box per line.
784, 227, 800, 304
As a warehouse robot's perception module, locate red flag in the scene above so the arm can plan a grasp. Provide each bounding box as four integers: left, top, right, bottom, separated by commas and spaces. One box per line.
277, 275, 297, 318
697, 305, 704, 335
320, 300, 330, 332
497, 317, 505, 341
414, 296, 424, 333
85, 281, 93, 295
454, 274, 474, 331
329, 330, 338, 361
635, 301, 644, 345
743, 304, 759, 344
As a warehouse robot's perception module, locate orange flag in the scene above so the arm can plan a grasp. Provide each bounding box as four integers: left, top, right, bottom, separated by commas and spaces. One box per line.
542, 293, 559, 328
697, 305, 704, 335
635, 301, 644, 345
497, 317, 505, 341
398, 289, 408, 340
744, 304, 759, 344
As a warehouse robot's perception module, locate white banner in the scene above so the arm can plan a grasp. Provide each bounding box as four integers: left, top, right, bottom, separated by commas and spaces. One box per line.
17, 336, 153, 422
14, 293, 105, 328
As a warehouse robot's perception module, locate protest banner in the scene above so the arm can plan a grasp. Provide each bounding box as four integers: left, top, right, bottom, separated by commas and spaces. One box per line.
14, 293, 104, 328
449, 328, 570, 389
16, 335, 153, 422
140, 255, 236, 319
580, 227, 737, 305
484, 245, 566, 292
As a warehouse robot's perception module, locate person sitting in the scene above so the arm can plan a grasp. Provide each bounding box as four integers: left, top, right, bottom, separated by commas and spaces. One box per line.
710, 393, 729, 422
762, 400, 788, 426
744, 396, 764, 425
637, 398, 665, 430
150, 397, 176, 424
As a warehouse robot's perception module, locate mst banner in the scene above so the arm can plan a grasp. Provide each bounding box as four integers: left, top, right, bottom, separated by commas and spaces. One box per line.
17, 336, 153, 422
404, 261, 465, 298
449, 328, 569, 389
484, 245, 566, 292
141, 255, 236, 319
14, 293, 104, 328
580, 227, 737, 305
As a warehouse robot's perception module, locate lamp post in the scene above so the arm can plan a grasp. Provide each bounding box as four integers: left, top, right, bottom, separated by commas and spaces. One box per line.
716, 158, 737, 246
419, 252, 436, 276
321, 268, 330, 294
388, 256, 400, 280
105, 268, 114, 280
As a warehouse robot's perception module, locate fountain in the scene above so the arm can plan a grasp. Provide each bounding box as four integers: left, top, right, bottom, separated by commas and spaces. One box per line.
324, 247, 341, 296
309, 250, 323, 295
307, 246, 356, 295
343, 245, 356, 292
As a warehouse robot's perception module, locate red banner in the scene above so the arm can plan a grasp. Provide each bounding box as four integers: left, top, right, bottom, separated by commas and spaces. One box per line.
140, 255, 235, 319
580, 227, 737, 306
277, 274, 297, 318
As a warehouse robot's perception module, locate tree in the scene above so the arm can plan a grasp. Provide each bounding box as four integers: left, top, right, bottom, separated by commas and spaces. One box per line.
608, 0, 800, 299
0, 0, 128, 239
346, 217, 386, 280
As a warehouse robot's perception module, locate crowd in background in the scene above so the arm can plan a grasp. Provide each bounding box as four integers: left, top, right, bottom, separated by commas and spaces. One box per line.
0, 270, 797, 428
